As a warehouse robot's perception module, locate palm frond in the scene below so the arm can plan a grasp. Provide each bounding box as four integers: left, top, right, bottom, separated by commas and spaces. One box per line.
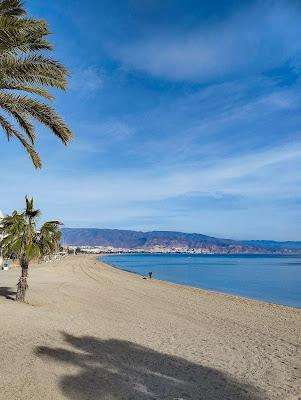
1, 197, 63, 261
27, 241, 41, 259
0, 113, 41, 166
0, 2, 73, 167
0, 113, 15, 139
42, 221, 63, 226
0, 0, 25, 17
0, 93, 73, 144
0, 54, 67, 89
8, 110, 35, 143
0, 17, 50, 53
25, 196, 41, 219
0, 83, 54, 100
12, 130, 41, 168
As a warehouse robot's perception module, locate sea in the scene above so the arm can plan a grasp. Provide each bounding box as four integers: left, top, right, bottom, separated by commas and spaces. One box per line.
101, 253, 301, 308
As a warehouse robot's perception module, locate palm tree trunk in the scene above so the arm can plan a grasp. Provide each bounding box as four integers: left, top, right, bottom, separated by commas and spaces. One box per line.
16, 258, 29, 302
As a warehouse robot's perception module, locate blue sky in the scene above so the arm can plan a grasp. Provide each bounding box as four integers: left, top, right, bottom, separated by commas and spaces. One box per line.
1, 0, 301, 240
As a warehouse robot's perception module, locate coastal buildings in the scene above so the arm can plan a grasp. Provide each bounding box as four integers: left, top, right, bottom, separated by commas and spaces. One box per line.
67, 245, 213, 254
66, 243, 299, 255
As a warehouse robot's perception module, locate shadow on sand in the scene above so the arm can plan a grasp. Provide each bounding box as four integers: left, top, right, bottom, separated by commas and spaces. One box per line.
0, 286, 15, 300
35, 332, 263, 400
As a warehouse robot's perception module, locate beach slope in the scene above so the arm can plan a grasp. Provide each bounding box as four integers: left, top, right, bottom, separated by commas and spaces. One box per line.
0, 255, 300, 399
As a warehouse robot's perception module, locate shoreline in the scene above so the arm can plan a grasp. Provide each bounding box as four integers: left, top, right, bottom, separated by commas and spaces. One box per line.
100, 255, 301, 311
99, 251, 301, 256
0, 254, 300, 399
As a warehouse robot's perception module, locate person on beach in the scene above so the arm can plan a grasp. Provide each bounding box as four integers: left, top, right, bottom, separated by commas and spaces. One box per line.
149, 272, 152, 279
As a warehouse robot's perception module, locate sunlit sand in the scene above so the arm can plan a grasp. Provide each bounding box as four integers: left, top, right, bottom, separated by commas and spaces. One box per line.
0, 255, 300, 399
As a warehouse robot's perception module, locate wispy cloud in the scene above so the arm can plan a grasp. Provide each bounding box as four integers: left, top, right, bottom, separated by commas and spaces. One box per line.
109, 78, 301, 167
68, 119, 135, 155
1, 137, 301, 239
108, 2, 301, 81
5, 136, 301, 236
2, 139, 301, 207
70, 66, 104, 94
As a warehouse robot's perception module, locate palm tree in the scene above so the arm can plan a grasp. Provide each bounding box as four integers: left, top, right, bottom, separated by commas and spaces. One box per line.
0, 0, 72, 168
0, 196, 62, 302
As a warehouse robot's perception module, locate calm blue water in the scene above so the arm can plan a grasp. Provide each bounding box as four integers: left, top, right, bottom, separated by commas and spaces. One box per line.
101, 254, 301, 308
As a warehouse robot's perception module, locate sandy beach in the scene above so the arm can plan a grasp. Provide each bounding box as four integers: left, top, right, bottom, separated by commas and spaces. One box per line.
0, 255, 300, 400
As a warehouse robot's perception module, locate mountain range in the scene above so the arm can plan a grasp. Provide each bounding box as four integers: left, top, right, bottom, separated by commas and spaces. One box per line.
61, 228, 301, 254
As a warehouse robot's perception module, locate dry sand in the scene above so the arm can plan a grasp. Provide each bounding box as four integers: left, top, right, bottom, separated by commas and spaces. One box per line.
0, 255, 300, 400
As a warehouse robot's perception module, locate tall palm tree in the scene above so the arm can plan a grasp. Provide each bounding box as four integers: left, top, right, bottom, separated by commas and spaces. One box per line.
0, 196, 62, 302
0, 0, 72, 168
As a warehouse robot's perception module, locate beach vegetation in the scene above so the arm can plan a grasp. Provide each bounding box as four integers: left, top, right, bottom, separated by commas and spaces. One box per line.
0, 196, 62, 302
0, 0, 72, 168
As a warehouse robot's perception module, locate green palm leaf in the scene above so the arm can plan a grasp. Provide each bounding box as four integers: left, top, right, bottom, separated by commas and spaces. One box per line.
0, 197, 63, 301
0, 0, 73, 168
0, 93, 72, 144
0, 113, 41, 166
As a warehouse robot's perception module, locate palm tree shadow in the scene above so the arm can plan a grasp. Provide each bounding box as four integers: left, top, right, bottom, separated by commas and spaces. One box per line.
35, 332, 263, 400
0, 287, 15, 300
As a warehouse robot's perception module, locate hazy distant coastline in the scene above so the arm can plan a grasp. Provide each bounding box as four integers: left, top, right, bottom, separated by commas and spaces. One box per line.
62, 228, 301, 255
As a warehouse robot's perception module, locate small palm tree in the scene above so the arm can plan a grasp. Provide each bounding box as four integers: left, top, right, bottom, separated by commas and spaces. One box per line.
0, 196, 62, 302
0, 0, 72, 168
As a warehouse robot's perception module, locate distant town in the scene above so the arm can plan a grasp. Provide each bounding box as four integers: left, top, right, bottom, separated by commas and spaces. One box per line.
66, 244, 301, 255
